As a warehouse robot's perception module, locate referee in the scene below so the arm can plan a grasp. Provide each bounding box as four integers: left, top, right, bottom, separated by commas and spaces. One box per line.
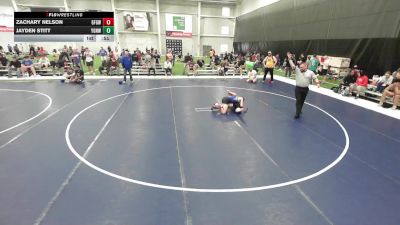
288, 52, 320, 119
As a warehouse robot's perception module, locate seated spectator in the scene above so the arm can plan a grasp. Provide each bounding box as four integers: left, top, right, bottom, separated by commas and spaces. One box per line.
218, 58, 229, 76
37, 55, 50, 68
21, 55, 36, 76
184, 53, 192, 63
234, 55, 245, 78
246, 70, 258, 83
196, 59, 205, 69
185, 59, 196, 76
0, 53, 8, 66
376, 71, 393, 93
349, 70, 368, 98
379, 72, 400, 109
66, 65, 84, 83
8, 55, 21, 77
338, 70, 359, 96
99, 56, 112, 75
164, 59, 173, 76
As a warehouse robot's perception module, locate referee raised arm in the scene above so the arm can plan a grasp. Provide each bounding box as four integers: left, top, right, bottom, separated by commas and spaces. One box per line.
288, 52, 320, 119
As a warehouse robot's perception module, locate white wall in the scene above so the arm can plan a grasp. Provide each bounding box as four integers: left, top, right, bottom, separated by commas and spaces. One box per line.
3, 0, 237, 56
238, 0, 281, 16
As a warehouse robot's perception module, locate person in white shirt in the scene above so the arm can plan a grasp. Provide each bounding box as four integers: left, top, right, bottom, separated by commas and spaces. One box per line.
246, 70, 258, 83
84, 48, 95, 75
288, 52, 320, 119
164, 59, 172, 76
37, 56, 50, 68
376, 71, 393, 93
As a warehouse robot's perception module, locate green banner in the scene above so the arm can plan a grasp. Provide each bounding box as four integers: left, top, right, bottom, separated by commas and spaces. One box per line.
173, 16, 185, 30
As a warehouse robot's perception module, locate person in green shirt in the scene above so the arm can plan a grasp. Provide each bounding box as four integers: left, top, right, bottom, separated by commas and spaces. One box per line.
309, 54, 319, 73
245, 57, 255, 71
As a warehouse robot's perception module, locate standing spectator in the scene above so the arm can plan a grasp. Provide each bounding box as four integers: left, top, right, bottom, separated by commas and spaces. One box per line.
121, 50, 133, 83
98, 47, 108, 62
349, 70, 368, 99
262, 51, 277, 83
71, 49, 81, 67
275, 53, 280, 69
107, 46, 112, 53
288, 53, 320, 119
284, 51, 295, 77
7, 44, 12, 54
13, 44, 20, 55
81, 46, 86, 66
153, 50, 160, 65
0, 53, 8, 66
298, 53, 306, 65
309, 54, 319, 74
376, 71, 393, 93
84, 48, 95, 75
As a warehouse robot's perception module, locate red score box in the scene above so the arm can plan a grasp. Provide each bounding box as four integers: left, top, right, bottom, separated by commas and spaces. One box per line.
102, 18, 114, 26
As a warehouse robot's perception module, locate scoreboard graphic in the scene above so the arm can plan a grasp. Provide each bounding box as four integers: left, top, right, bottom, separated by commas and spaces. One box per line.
14, 12, 114, 42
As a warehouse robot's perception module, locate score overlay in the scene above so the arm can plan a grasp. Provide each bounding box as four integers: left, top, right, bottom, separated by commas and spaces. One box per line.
14, 12, 114, 42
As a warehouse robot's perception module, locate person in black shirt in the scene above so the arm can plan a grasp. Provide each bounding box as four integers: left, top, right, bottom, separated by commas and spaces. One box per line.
0, 53, 8, 66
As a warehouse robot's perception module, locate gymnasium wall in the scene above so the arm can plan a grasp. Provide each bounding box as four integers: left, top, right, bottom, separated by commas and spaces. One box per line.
234, 0, 400, 75
0, 0, 235, 56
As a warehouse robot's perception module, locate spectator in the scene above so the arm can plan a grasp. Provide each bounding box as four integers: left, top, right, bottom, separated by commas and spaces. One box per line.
153, 50, 160, 65
98, 47, 108, 62
21, 55, 36, 76
379, 72, 400, 110
309, 54, 319, 74
376, 71, 393, 93
121, 50, 133, 83
284, 52, 295, 77
8, 55, 21, 77
80, 46, 86, 65
38, 47, 47, 56
218, 58, 229, 76
84, 48, 95, 75
0, 53, 8, 66
164, 59, 172, 76
196, 59, 205, 69
234, 55, 245, 78
71, 49, 81, 67
68, 65, 84, 84
350, 70, 368, 98
275, 53, 280, 69
339, 70, 358, 95
13, 44, 20, 55
246, 69, 258, 83
298, 53, 306, 65
37, 55, 50, 68
7, 44, 12, 53
262, 51, 277, 83
99, 56, 112, 75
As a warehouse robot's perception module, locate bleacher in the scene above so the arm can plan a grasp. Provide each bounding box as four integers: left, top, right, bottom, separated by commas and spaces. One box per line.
191, 64, 248, 76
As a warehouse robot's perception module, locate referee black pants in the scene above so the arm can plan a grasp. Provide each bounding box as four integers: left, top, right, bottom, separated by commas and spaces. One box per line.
295, 86, 309, 116
264, 67, 274, 81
